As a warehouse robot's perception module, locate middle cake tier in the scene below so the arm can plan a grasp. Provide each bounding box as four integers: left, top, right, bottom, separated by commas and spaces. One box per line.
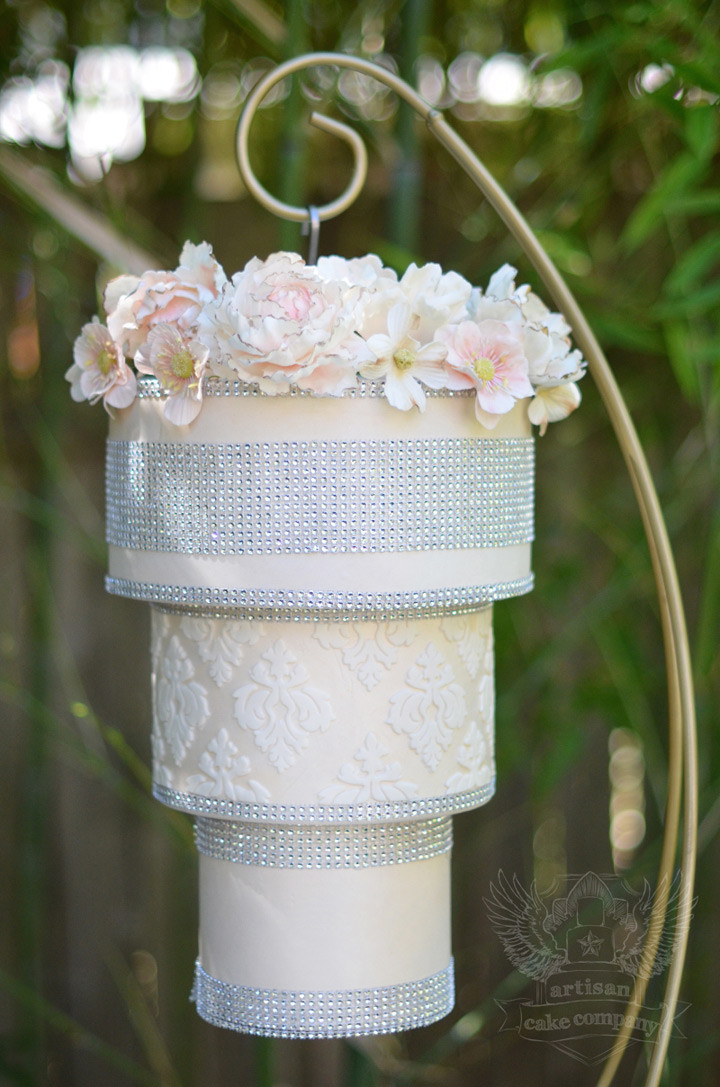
151, 607, 495, 823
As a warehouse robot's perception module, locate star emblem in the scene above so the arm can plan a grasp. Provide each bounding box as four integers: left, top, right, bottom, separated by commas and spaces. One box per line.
578, 931, 603, 957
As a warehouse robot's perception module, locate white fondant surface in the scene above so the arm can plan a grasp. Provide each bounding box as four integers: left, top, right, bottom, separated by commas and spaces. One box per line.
198, 849, 452, 990
108, 543, 532, 596
111, 389, 532, 444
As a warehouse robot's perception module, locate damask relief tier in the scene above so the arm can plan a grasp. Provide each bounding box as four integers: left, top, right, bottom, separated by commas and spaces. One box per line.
107, 387, 533, 619
151, 607, 496, 823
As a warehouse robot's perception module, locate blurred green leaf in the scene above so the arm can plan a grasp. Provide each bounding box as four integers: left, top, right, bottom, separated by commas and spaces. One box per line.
652, 279, 720, 318
666, 189, 720, 216
662, 320, 702, 402
684, 105, 719, 161
0, 969, 162, 1087
621, 152, 707, 252
663, 230, 720, 295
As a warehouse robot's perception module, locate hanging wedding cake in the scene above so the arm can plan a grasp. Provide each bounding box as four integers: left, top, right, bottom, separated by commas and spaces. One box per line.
68, 243, 584, 1037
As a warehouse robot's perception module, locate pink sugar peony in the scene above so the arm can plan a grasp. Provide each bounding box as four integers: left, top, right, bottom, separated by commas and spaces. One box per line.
105, 241, 226, 358
197, 251, 367, 394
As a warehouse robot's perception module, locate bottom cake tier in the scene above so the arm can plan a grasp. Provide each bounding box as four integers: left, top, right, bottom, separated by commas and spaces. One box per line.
191, 816, 455, 1037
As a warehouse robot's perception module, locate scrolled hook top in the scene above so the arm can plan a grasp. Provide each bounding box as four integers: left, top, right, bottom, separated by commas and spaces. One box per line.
236, 51, 438, 225
236, 58, 376, 224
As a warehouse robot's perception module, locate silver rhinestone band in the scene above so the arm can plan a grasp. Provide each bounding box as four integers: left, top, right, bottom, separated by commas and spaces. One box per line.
191, 958, 454, 1038
137, 374, 475, 400
106, 437, 534, 556
106, 574, 533, 619
194, 816, 453, 868
154, 779, 495, 823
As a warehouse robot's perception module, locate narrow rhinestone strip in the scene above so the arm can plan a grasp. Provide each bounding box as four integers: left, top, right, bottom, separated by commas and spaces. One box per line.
105, 437, 534, 556
105, 574, 534, 619
191, 958, 455, 1038
137, 374, 474, 400
194, 816, 453, 868
154, 779, 495, 823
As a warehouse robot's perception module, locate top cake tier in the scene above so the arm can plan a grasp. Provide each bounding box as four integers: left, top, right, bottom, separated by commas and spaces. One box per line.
105, 381, 535, 621
66, 244, 585, 620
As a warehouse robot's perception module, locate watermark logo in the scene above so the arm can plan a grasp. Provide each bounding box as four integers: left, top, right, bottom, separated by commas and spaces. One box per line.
486, 871, 688, 1064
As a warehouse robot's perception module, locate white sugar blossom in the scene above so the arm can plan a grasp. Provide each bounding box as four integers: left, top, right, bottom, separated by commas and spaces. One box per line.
399, 261, 473, 336
360, 301, 448, 411
316, 253, 398, 291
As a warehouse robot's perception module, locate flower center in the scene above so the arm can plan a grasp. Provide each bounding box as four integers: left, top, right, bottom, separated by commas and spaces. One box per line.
170, 347, 195, 380
472, 355, 496, 383
270, 285, 312, 320
96, 347, 114, 375
393, 348, 417, 372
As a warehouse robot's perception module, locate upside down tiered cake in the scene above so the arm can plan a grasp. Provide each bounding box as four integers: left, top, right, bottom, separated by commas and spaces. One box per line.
69, 244, 584, 1036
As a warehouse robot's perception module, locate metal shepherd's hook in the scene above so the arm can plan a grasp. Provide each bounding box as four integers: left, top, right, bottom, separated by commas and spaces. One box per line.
236, 52, 697, 1087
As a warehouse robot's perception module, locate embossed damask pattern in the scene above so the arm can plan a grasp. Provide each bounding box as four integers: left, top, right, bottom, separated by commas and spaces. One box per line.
151, 607, 496, 817
233, 640, 335, 771
317, 733, 419, 803
312, 621, 415, 691
386, 644, 467, 771
154, 634, 210, 765
186, 729, 271, 802
180, 617, 264, 686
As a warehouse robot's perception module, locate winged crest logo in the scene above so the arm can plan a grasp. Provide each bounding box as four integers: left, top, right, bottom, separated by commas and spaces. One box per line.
485, 870, 690, 1065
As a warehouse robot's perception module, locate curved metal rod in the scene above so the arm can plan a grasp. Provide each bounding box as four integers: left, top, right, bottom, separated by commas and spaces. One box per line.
237, 87, 367, 223
236, 52, 697, 1087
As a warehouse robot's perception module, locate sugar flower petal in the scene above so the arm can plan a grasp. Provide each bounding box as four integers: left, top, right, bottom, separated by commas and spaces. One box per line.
137, 323, 208, 426
67, 319, 137, 411
528, 382, 581, 435
438, 318, 532, 422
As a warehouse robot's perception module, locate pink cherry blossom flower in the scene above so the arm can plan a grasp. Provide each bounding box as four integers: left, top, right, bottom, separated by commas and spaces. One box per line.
136, 323, 209, 425
471, 265, 585, 389
66, 319, 137, 410
360, 302, 448, 411
527, 382, 582, 435
437, 319, 533, 427
105, 241, 226, 358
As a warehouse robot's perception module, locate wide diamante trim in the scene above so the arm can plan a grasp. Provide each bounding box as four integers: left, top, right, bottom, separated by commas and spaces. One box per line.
106, 436, 534, 555
191, 958, 455, 1038
194, 816, 453, 868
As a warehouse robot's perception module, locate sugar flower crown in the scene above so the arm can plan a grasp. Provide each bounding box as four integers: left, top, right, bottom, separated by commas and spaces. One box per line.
67, 242, 585, 433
